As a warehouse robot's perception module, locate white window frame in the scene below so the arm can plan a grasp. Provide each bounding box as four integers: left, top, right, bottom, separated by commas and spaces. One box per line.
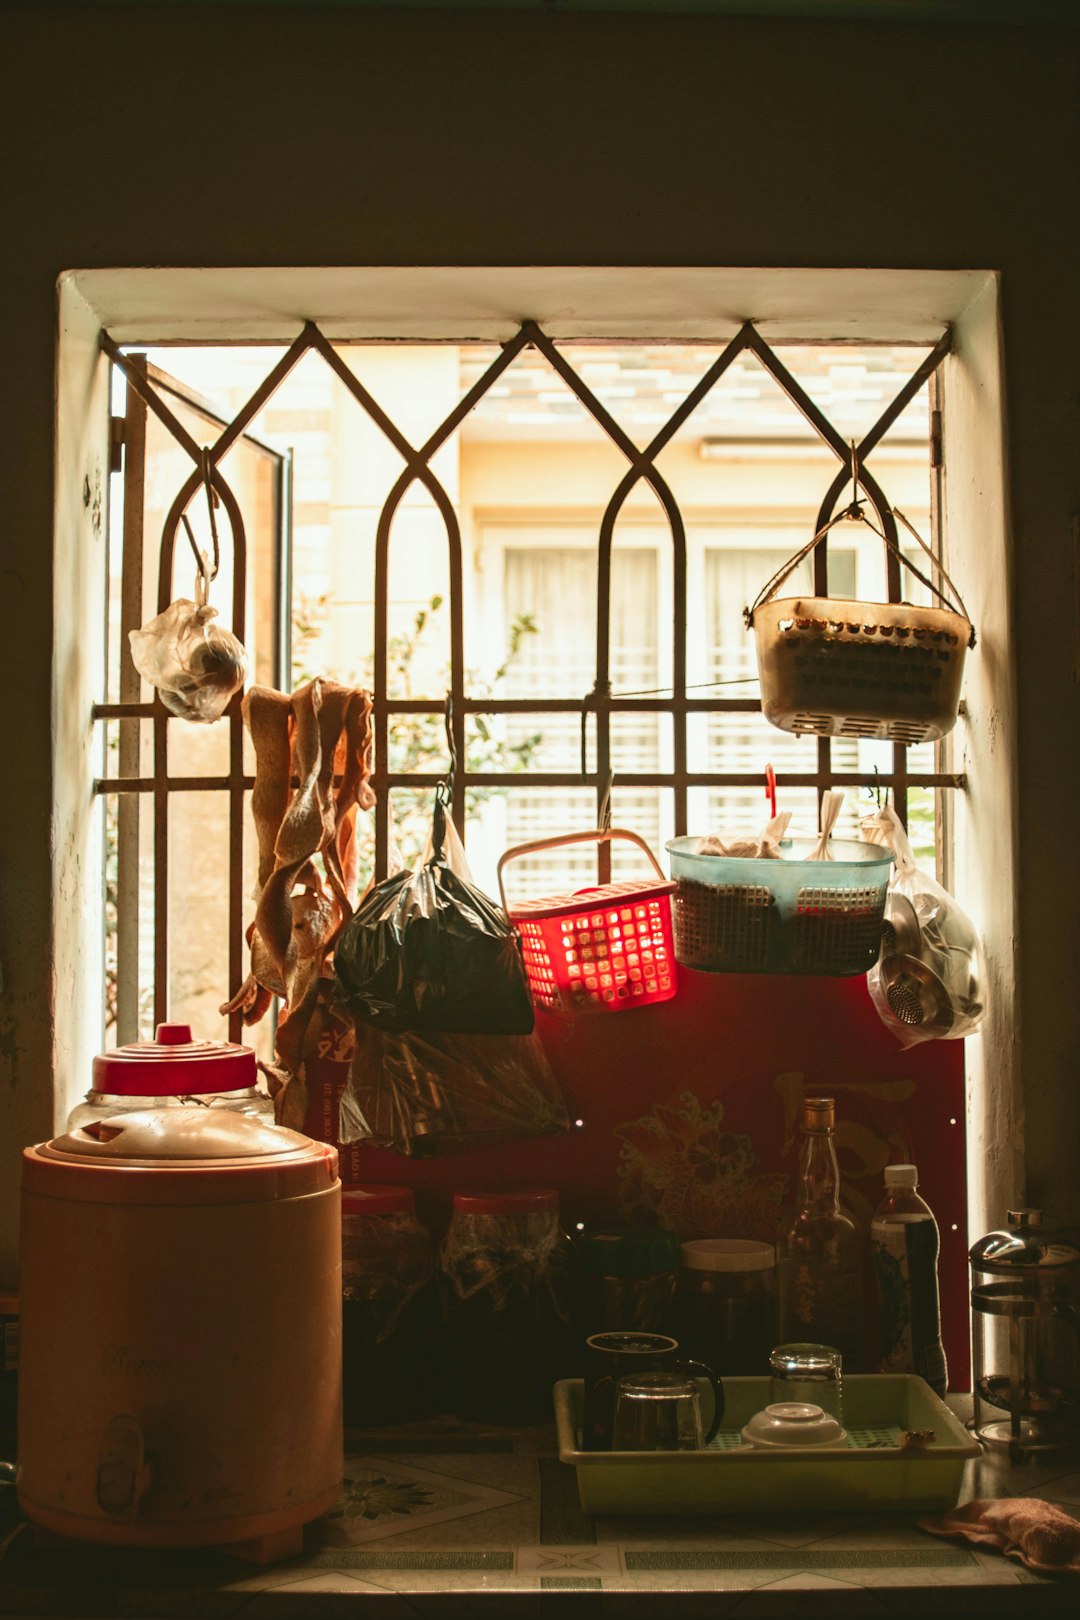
54, 266, 1018, 1258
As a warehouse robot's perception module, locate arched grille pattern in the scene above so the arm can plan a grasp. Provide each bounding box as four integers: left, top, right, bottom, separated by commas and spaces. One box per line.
93, 319, 960, 1037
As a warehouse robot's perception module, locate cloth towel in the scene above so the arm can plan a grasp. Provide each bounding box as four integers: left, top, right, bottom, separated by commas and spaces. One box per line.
920, 1497, 1080, 1579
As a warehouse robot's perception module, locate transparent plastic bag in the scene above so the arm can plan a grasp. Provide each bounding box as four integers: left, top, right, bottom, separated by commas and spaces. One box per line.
441, 1207, 567, 1310
696, 810, 791, 859
333, 790, 535, 1036
338, 1021, 569, 1158
862, 803, 987, 1046
129, 595, 246, 723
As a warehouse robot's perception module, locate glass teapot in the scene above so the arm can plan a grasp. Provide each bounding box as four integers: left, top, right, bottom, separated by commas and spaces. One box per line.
970, 1208, 1080, 1456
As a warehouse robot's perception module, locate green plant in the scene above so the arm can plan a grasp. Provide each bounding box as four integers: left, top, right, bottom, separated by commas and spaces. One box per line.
288, 590, 542, 869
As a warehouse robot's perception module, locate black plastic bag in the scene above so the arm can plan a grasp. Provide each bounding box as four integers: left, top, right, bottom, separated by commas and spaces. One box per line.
333, 793, 535, 1035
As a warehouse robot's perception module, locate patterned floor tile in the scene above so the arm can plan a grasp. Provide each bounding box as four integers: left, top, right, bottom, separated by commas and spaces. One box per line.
622, 1549, 978, 1572
807, 1521, 942, 1552
304, 1549, 514, 1572
245, 1570, 393, 1596
599, 1569, 783, 1594
538, 1456, 596, 1546
539, 1575, 603, 1590
854, 1562, 1024, 1589
595, 1516, 867, 1549
756, 1571, 866, 1589
1027, 1473, 1080, 1505
705, 1515, 871, 1550
309, 1456, 526, 1548
517, 1545, 621, 1576
969, 1546, 1042, 1580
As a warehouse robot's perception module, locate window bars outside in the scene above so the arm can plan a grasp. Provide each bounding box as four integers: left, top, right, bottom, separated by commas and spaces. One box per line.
92, 319, 961, 1041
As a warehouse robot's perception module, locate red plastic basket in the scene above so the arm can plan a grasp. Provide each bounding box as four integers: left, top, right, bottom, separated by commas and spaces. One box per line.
497, 828, 678, 1016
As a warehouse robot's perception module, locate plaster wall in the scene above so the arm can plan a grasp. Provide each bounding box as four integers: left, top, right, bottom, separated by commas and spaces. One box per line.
1, 5, 1077, 1281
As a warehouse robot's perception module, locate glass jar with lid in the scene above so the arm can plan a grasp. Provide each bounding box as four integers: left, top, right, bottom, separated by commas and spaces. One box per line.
672, 1238, 777, 1375
341, 1185, 443, 1426
576, 1228, 681, 1338
67, 1022, 274, 1129
441, 1189, 577, 1423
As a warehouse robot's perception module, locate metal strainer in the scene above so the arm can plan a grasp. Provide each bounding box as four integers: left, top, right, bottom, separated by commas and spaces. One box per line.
879, 893, 921, 960
880, 953, 955, 1036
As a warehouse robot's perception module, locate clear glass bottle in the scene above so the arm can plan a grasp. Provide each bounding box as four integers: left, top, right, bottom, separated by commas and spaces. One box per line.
776, 1097, 864, 1369
871, 1163, 947, 1396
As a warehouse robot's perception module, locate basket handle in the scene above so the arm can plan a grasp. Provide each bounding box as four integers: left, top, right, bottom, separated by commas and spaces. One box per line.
497, 827, 667, 913
743, 504, 975, 649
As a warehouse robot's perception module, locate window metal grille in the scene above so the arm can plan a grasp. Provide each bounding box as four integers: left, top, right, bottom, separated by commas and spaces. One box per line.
93, 319, 960, 1042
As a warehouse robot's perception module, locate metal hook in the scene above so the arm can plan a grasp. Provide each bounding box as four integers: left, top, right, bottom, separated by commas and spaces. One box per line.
598, 769, 613, 832
180, 448, 223, 604
199, 447, 222, 582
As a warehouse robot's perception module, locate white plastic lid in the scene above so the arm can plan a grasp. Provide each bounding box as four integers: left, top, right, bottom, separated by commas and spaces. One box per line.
884, 1163, 919, 1188
681, 1238, 776, 1273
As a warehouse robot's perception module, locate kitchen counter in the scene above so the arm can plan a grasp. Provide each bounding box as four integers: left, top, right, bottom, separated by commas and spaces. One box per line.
1, 1401, 1078, 1616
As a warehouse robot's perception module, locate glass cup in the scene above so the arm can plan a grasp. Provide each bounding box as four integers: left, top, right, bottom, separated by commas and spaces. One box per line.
582, 1330, 723, 1451
611, 1371, 705, 1452
768, 1342, 843, 1423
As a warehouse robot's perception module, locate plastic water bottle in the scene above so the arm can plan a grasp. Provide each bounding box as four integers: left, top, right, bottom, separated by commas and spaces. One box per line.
871, 1163, 948, 1397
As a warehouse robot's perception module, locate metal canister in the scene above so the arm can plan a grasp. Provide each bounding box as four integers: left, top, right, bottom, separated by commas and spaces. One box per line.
970, 1209, 1080, 1457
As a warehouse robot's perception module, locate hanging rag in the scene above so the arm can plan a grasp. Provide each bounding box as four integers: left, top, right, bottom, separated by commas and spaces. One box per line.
220, 677, 374, 1127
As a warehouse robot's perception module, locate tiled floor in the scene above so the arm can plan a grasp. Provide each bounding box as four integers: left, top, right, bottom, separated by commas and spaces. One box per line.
2, 1410, 1079, 1613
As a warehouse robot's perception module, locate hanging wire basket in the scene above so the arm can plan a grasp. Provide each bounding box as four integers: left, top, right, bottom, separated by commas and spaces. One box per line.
497, 828, 677, 1015
744, 503, 975, 746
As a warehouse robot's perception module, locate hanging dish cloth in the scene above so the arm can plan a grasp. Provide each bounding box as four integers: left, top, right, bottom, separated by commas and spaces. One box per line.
221, 678, 375, 1127
920, 1498, 1080, 1580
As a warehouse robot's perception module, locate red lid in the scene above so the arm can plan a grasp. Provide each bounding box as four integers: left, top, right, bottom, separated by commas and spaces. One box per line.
452, 1188, 559, 1214
91, 1022, 257, 1097
341, 1185, 415, 1216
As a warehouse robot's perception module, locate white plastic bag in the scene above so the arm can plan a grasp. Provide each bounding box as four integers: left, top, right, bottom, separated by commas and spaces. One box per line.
696, 810, 791, 859
862, 803, 986, 1046
129, 595, 247, 723
806, 789, 844, 861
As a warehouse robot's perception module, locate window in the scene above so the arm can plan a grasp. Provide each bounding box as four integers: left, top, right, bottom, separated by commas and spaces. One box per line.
99, 320, 956, 1041
51, 266, 1016, 1297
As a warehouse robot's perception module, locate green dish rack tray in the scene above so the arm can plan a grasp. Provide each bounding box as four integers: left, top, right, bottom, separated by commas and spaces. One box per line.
554, 1375, 979, 1516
